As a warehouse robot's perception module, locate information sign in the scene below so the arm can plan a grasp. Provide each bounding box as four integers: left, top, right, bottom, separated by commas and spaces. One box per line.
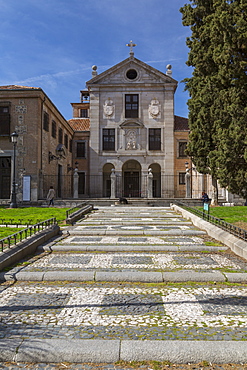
23, 176, 31, 201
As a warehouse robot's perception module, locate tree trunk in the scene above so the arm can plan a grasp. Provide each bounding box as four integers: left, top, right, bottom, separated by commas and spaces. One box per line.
211, 176, 218, 206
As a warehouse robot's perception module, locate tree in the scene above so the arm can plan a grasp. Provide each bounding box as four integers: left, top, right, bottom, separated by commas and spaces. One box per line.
180, 0, 247, 199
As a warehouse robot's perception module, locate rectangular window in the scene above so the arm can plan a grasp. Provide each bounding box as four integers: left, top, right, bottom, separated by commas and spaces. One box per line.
149, 128, 161, 150
178, 142, 187, 157
179, 172, 186, 185
76, 141, 86, 158
52, 120, 56, 138
64, 134, 68, 149
125, 94, 139, 118
0, 106, 10, 136
43, 112, 49, 132
103, 129, 115, 151
69, 139, 73, 153
58, 128, 63, 144
80, 109, 88, 118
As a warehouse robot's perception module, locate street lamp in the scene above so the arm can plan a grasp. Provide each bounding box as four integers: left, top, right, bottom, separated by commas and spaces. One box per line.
10, 131, 18, 208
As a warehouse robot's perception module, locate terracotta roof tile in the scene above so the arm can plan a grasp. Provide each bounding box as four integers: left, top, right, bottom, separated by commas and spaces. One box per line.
174, 115, 189, 131
68, 118, 90, 131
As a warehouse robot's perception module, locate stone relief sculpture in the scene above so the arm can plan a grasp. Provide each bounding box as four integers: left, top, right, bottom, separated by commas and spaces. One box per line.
126, 129, 138, 150
103, 98, 115, 118
148, 99, 160, 119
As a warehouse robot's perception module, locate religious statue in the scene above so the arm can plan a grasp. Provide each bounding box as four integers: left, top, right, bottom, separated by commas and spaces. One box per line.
126, 129, 137, 150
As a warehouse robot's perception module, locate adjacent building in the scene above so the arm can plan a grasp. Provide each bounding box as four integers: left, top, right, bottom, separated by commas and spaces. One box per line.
0, 85, 73, 203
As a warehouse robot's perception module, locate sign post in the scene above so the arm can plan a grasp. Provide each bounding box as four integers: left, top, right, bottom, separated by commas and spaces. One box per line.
203, 202, 210, 218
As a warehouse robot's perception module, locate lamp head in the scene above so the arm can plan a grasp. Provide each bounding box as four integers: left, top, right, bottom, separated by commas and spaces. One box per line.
11, 131, 18, 144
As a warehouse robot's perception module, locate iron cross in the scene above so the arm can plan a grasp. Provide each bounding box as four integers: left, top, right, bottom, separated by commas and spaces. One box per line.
126, 40, 136, 54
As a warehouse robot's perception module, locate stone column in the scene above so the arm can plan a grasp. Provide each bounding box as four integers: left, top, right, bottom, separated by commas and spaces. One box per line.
110, 168, 116, 199
147, 168, 153, 199
73, 168, 79, 199
185, 169, 191, 198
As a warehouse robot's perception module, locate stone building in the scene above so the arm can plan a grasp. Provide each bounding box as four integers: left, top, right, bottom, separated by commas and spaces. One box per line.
71, 45, 191, 199
0, 85, 73, 203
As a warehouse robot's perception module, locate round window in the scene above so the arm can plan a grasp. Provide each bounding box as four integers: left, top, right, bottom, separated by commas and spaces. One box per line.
126, 69, 138, 80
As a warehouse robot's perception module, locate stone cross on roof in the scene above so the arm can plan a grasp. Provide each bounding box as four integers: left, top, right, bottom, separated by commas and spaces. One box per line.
126, 40, 136, 56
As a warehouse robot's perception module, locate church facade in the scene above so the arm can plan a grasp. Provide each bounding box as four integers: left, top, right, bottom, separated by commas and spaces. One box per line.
69, 46, 190, 199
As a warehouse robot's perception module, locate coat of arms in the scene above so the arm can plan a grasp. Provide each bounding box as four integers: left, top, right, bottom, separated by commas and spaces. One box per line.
103, 98, 115, 118
148, 99, 160, 118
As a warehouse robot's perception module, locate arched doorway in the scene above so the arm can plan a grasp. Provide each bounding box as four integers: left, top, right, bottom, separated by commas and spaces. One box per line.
149, 163, 161, 197
122, 160, 141, 197
103, 163, 114, 197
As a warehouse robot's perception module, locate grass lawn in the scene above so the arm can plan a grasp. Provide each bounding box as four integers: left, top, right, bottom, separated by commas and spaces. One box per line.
0, 207, 70, 225
200, 206, 247, 230
0, 227, 26, 240
0, 207, 70, 240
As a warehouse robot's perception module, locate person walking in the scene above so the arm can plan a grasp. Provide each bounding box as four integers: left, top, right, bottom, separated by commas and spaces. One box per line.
47, 186, 55, 207
201, 191, 209, 203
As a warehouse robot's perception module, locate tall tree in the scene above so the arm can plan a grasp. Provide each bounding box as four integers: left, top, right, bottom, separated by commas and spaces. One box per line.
180, 0, 247, 199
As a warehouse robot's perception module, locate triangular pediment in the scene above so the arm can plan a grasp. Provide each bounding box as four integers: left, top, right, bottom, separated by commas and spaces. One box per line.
119, 119, 144, 128
86, 56, 177, 87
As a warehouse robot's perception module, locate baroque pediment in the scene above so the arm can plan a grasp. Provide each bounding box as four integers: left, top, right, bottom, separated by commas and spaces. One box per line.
119, 119, 144, 129
86, 56, 177, 87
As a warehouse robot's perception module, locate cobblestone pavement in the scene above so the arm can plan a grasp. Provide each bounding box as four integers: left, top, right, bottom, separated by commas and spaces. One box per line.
0, 206, 247, 366
1, 281, 247, 340
8, 249, 247, 272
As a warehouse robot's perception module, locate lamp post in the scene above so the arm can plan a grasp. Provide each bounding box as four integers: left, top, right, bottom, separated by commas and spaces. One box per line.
10, 131, 18, 208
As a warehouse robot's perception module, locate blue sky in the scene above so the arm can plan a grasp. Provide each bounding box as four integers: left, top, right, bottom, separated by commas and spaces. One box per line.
0, 0, 192, 120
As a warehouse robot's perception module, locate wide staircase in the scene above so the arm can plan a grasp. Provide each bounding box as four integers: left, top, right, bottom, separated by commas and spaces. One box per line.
0, 205, 247, 368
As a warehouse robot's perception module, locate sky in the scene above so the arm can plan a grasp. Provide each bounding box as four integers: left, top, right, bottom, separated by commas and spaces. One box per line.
0, 0, 192, 120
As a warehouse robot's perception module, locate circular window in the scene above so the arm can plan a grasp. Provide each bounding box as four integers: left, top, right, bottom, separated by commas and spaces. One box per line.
126, 69, 138, 80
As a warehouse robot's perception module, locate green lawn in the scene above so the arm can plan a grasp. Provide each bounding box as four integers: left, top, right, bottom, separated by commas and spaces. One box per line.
199, 206, 247, 229
0, 227, 26, 240
0, 207, 70, 240
0, 207, 70, 224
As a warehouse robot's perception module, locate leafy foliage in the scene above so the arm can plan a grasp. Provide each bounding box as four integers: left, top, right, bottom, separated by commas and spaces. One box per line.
180, 0, 247, 197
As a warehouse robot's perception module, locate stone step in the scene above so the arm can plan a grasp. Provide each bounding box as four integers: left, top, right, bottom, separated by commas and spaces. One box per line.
1, 205, 246, 365
3, 248, 246, 283
1, 270, 246, 283
39, 244, 227, 252
79, 220, 192, 225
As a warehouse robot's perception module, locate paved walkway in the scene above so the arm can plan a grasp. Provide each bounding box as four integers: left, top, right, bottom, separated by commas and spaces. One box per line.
0, 206, 247, 367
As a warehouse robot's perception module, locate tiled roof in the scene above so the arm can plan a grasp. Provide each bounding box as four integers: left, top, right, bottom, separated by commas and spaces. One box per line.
0, 85, 40, 90
174, 115, 189, 131
68, 118, 90, 131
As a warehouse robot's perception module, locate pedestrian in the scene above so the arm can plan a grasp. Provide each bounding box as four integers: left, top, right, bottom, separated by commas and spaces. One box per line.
47, 186, 55, 207
201, 191, 209, 203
